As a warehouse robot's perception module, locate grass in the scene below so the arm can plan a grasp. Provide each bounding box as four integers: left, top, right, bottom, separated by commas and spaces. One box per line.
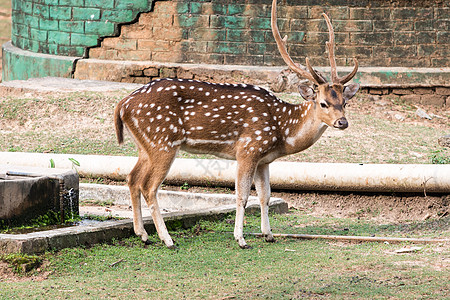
0, 90, 448, 164
0, 2, 447, 296
0, 211, 448, 298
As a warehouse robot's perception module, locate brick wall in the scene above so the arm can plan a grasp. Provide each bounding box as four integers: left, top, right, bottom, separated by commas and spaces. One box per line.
10, 0, 450, 67
89, 0, 449, 68
11, 0, 152, 57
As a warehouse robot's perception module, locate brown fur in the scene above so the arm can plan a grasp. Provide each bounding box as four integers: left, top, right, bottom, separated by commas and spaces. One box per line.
114, 78, 358, 249
115, 1, 359, 249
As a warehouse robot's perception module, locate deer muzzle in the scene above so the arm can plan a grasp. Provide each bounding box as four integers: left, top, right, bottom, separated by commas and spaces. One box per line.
333, 117, 348, 130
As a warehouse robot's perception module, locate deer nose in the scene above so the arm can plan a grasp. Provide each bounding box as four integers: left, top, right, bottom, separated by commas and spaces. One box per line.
334, 117, 348, 129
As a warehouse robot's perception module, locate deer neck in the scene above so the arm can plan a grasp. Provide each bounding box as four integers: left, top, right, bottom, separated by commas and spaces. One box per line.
283, 101, 328, 155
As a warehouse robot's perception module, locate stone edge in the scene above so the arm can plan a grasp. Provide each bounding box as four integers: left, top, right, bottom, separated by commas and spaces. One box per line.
3, 42, 450, 90
0, 194, 288, 254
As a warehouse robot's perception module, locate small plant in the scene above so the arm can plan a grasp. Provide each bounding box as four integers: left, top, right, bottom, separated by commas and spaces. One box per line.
430, 150, 450, 164
1, 253, 42, 274
180, 182, 190, 190
83, 214, 124, 221
49, 157, 81, 169
68, 157, 80, 169
0, 210, 80, 233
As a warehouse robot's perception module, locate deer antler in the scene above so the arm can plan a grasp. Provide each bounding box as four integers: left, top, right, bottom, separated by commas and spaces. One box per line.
271, 0, 359, 86
322, 13, 359, 85
271, 0, 326, 85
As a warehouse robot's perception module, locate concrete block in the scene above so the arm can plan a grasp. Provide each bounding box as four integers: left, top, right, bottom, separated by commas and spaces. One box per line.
103, 38, 137, 50
115, 0, 150, 11
401, 94, 421, 104
2, 42, 79, 81
143, 67, 159, 77
85, 21, 116, 36
89, 0, 115, 9
49, 6, 72, 20
13, 1, 32, 14
208, 41, 247, 55
103, 9, 134, 23
116, 50, 152, 61
351, 32, 393, 45
0, 165, 79, 222
58, 45, 85, 57
391, 7, 433, 20
72, 7, 101, 21
414, 87, 433, 95
421, 94, 445, 106
71, 33, 99, 47
177, 14, 210, 28
59, 21, 85, 34
350, 7, 390, 20
48, 31, 71, 45
392, 88, 413, 95
30, 28, 48, 42
33, 3, 50, 19
39, 19, 59, 31
59, 0, 83, 5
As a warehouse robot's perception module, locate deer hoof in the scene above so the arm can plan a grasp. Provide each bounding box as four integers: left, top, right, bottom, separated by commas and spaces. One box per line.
167, 244, 178, 250
143, 239, 154, 245
266, 237, 276, 243
239, 244, 253, 250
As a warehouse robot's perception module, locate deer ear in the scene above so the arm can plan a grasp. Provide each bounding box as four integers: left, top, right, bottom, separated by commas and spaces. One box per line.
343, 83, 359, 101
298, 85, 316, 101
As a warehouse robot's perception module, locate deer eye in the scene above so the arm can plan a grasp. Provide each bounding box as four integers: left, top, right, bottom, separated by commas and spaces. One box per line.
320, 102, 328, 108
343, 102, 347, 108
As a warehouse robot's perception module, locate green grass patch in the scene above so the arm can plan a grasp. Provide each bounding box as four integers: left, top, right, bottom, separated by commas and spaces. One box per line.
1, 253, 42, 274
0, 211, 448, 298
1, 90, 447, 164
0, 210, 81, 234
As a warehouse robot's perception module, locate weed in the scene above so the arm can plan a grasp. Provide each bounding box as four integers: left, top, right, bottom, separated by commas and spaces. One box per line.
81, 199, 115, 207
1, 253, 42, 274
0, 210, 80, 233
430, 149, 450, 164
82, 214, 124, 221
180, 182, 190, 190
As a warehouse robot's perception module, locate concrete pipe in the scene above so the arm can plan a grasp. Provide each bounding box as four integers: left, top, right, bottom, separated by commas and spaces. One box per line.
1, 152, 449, 193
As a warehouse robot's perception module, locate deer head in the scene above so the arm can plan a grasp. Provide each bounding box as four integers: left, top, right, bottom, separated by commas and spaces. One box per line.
271, 0, 359, 130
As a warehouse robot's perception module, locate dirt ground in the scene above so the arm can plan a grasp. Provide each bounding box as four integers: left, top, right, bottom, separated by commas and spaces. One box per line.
1, 86, 447, 225
158, 184, 449, 223
1, 76, 448, 283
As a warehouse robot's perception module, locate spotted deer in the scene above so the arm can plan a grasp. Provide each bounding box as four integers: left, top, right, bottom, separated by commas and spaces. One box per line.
114, 0, 359, 249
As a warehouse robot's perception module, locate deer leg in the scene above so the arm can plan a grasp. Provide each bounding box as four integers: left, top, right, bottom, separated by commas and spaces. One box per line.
139, 150, 178, 249
128, 155, 149, 244
234, 161, 257, 249
254, 163, 275, 243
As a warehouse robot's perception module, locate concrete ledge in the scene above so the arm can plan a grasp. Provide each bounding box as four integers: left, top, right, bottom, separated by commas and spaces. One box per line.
79, 183, 287, 218
2, 42, 80, 82
0, 77, 142, 93
0, 185, 288, 254
0, 165, 79, 223
3, 40, 449, 91
73, 58, 450, 90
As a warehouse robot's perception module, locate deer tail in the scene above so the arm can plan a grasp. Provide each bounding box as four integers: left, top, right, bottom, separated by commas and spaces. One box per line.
114, 104, 124, 144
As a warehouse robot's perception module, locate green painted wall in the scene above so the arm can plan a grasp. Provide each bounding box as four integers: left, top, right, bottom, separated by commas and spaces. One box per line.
2, 41, 75, 81
4, 0, 449, 82
11, 0, 152, 57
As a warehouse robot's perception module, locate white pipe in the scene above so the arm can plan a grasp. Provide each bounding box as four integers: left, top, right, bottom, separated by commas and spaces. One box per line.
1, 152, 449, 193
